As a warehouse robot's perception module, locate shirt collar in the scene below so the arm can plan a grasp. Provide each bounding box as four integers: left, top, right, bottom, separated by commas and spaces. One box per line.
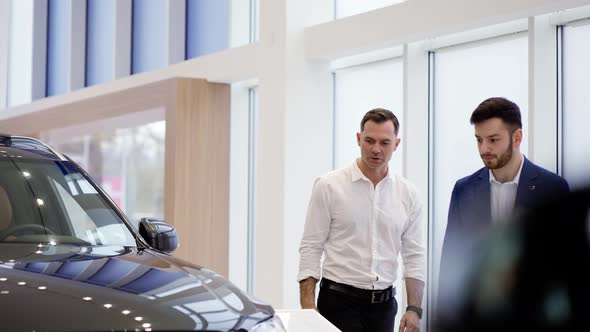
489, 154, 524, 185
351, 159, 392, 183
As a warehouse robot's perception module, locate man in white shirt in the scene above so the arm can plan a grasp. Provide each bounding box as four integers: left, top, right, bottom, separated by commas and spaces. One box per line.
438, 97, 569, 322
298, 108, 425, 332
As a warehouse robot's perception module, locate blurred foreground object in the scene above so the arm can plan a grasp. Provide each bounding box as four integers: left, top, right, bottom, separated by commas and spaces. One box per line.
436, 187, 590, 332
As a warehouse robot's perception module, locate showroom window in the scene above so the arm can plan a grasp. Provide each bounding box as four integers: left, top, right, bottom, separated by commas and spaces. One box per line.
131, 0, 168, 74
7, 0, 44, 107
561, 22, 590, 189
229, 84, 258, 293
43, 111, 166, 229
335, 0, 405, 18
430, 32, 529, 308
186, 0, 229, 58
333, 58, 404, 173
46, 0, 70, 97
47, 0, 85, 96
86, 0, 114, 86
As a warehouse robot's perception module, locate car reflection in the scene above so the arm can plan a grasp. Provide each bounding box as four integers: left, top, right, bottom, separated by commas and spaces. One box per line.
0, 246, 271, 331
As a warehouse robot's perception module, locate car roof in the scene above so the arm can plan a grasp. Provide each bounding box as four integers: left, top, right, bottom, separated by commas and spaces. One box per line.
0, 134, 66, 161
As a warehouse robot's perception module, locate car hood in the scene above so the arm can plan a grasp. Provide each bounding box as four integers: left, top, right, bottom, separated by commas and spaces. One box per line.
0, 244, 273, 331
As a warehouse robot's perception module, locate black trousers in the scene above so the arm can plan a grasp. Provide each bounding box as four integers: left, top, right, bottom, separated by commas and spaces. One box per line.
317, 282, 398, 332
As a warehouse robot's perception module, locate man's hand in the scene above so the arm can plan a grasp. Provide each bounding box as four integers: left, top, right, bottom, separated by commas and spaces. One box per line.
398, 310, 420, 332
299, 277, 318, 311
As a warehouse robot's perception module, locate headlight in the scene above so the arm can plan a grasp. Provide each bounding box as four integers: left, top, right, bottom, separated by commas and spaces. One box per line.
251, 315, 286, 332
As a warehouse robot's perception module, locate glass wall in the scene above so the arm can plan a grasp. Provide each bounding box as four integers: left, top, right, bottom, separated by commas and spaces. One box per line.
562, 23, 590, 189
229, 85, 258, 293
45, 119, 166, 229
1, 0, 257, 105
86, 0, 114, 86
230, 0, 259, 47
7, 0, 36, 106
131, 0, 167, 74
333, 58, 404, 174
335, 0, 406, 18
46, 0, 69, 96
186, 0, 230, 59
431, 34, 529, 307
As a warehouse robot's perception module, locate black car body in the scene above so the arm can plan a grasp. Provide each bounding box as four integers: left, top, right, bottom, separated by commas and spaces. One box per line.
0, 135, 284, 332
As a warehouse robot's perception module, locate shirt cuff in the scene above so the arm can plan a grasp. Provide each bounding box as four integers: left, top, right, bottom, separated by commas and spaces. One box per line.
297, 270, 321, 283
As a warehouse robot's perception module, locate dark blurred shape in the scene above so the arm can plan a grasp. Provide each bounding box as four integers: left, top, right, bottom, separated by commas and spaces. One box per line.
436, 187, 590, 332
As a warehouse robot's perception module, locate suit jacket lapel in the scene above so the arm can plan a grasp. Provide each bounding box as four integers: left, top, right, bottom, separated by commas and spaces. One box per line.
515, 156, 539, 209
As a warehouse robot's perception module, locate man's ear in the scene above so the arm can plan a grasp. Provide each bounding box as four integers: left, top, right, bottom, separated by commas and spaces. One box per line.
357, 132, 361, 146
513, 128, 523, 146
394, 138, 401, 151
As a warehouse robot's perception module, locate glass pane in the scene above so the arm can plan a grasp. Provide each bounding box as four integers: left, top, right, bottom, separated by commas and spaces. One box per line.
48, 121, 166, 229
229, 0, 258, 47
86, 0, 114, 86
432, 34, 528, 307
335, 0, 406, 19
46, 0, 69, 96
562, 23, 590, 189
334, 58, 404, 175
229, 85, 257, 293
8, 0, 35, 106
131, 0, 167, 74
186, 0, 230, 58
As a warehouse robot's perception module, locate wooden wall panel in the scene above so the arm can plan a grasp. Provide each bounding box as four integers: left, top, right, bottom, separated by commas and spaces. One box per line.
165, 79, 230, 276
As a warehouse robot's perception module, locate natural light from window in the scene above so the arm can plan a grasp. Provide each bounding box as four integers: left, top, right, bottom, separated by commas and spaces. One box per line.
431, 34, 529, 307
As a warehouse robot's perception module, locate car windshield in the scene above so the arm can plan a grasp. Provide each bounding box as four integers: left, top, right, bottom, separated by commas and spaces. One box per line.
0, 157, 137, 246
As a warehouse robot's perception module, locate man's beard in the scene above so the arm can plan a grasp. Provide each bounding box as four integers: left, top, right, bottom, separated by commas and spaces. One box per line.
482, 139, 513, 169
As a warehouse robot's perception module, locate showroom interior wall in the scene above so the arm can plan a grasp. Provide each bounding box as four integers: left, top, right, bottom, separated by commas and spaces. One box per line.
2, 1, 590, 331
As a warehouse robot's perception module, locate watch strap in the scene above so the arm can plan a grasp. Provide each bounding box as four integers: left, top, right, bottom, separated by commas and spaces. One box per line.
406, 305, 423, 319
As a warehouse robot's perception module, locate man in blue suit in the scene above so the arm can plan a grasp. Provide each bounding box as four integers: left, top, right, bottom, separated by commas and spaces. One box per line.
438, 97, 569, 321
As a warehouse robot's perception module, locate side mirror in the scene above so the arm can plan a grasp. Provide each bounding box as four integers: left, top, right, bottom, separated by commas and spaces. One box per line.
138, 218, 179, 252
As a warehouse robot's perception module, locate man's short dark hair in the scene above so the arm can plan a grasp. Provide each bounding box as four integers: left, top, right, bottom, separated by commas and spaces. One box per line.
470, 97, 522, 131
360, 108, 400, 135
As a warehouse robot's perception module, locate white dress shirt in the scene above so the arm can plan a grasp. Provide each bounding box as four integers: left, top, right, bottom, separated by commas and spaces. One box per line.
297, 161, 425, 290
489, 156, 524, 223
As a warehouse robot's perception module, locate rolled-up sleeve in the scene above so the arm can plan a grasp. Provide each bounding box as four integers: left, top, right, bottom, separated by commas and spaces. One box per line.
297, 177, 332, 282
400, 196, 426, 282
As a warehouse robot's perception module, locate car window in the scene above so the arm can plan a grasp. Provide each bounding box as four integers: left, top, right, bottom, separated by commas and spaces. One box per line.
0, 158, 137, 246
51, 178, 135, 245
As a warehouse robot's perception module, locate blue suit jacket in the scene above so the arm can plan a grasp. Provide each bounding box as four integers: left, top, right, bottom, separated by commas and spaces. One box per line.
438, 157, 569, 307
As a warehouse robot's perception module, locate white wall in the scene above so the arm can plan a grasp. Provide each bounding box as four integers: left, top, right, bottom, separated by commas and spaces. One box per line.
280, 0, 334, 309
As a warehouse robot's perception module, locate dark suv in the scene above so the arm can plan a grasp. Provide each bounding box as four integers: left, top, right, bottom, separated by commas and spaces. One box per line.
0, 134, 284, 332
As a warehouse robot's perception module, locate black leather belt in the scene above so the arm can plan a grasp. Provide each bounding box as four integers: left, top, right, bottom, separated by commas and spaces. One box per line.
320, 278, 395, 304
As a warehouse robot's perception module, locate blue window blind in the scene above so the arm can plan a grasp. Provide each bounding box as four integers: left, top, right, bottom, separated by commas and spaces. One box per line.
86, 0, 114, 86
131, 0, 167, 74
186, 0, 229, 59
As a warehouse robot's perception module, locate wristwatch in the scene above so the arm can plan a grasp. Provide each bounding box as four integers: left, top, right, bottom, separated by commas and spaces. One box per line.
406, 305, 423, 319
